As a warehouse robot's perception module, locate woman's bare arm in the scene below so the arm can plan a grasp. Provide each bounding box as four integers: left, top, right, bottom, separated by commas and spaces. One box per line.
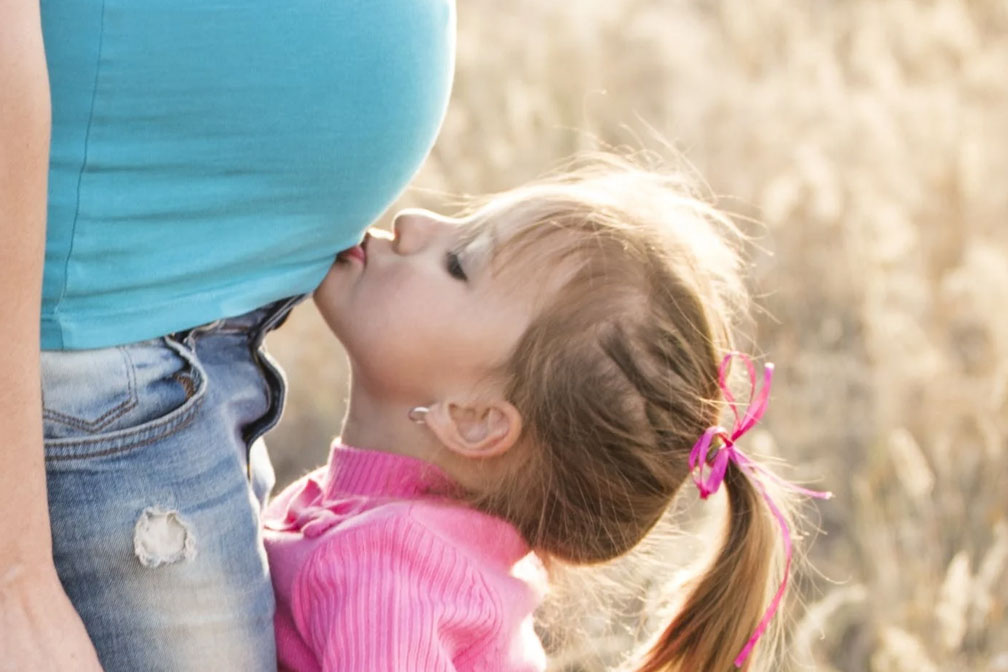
0, 1, 102, 668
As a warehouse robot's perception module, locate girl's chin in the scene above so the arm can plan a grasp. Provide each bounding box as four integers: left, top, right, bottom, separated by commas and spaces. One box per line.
312, 271, 351, 324
311, 295, 346, 343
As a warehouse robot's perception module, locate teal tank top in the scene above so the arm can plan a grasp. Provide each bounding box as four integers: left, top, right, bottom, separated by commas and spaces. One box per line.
40, 0, 455, 349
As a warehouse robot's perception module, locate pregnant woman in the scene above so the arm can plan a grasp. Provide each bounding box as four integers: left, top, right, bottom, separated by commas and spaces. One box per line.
0, 1, 455, 669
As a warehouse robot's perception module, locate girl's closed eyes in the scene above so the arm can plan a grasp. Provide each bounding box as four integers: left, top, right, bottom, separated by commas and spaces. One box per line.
445, 250, 468, 281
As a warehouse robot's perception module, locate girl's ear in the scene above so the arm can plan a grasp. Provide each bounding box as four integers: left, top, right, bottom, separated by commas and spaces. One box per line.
424, 399, 523, 458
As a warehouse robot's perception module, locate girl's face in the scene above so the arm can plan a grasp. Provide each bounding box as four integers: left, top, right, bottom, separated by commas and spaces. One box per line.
313, 209, 541, 406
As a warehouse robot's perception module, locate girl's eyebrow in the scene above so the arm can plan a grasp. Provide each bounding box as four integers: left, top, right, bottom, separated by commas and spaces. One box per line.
457, 220, 499, 274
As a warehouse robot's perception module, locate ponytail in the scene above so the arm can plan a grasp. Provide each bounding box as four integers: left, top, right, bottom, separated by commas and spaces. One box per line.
637, 354, 830, 671
637, 465, 780, 672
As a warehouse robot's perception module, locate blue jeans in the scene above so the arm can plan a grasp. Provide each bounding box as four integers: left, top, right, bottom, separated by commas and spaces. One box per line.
41, 297, 302, 671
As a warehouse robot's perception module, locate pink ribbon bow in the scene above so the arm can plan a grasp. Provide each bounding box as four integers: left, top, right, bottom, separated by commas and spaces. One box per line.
688, 353, 832, 668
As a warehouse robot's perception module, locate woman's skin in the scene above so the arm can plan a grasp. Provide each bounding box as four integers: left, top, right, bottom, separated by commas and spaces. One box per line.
0, 1, 103, 668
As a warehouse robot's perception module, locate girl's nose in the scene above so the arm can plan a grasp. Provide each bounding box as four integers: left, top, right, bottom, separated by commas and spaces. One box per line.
391, 209, 456, 254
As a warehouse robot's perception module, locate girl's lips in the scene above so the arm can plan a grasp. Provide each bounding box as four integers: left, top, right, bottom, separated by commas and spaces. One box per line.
341, 245, 366, 263
335, 230, 376, 265
337, 236, 367, 265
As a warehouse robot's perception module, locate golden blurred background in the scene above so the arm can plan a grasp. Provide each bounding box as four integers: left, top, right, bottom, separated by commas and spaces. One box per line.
265, 1, 1008, 669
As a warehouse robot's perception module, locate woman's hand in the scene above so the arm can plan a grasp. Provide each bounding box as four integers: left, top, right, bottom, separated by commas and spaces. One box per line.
0, 567, 104, 672
0, 1, 102, 669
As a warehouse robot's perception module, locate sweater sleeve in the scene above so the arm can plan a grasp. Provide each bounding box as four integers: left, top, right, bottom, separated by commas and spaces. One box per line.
291, 511, 504, 672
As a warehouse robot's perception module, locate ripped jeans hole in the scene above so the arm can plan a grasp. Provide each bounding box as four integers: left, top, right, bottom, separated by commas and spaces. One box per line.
134, 507, 197, 568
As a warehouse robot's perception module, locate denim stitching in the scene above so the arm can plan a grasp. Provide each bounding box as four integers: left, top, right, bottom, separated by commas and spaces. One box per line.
42, 346, 139, 432
44, 340, 206, 461
43, 296, 301, 462
44, 391, 204, 462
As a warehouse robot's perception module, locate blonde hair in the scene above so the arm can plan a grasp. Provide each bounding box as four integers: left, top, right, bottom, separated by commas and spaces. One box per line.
462, 155, 793, 671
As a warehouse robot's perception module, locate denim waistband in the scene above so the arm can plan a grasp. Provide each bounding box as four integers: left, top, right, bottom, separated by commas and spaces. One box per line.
171, 295, 307, 347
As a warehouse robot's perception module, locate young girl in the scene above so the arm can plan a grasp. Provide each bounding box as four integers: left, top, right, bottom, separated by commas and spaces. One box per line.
262, 158, 830, 672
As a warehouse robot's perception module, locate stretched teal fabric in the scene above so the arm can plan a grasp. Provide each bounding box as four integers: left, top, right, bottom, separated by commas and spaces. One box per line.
40, 0, 455, 349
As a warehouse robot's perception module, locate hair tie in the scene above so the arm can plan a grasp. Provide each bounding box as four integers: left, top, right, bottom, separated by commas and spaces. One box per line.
688, 353, 832, 668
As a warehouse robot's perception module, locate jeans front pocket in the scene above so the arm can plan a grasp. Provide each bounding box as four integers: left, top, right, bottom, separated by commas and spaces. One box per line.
42, 337, 207, 461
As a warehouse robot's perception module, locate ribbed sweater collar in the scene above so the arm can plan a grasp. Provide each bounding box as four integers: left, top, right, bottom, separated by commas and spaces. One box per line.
323, 441, 455, 500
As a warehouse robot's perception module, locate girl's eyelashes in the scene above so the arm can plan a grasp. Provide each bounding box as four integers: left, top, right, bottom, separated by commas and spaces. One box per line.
445, 250, 468, 281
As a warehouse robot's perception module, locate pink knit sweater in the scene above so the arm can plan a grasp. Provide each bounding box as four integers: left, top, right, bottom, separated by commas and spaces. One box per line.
263, 444, 547, 671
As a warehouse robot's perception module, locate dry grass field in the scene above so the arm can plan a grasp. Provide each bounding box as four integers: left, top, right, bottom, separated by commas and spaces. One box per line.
265, 1, 1008, 669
